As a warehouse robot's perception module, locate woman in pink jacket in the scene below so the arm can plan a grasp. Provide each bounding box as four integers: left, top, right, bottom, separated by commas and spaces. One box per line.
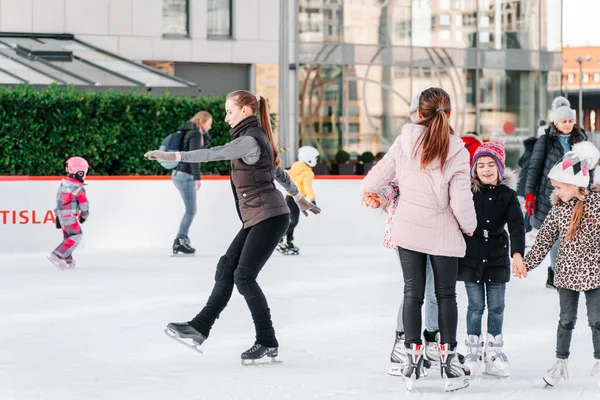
362, 87, 476, 392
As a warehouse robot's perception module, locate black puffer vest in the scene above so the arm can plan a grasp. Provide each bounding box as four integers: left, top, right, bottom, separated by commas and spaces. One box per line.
229, 116, 289, 228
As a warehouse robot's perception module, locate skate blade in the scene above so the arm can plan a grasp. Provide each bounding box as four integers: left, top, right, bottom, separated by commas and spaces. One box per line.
403, 377, 416, 391
241, 357, 282, 367
543, 377, 555, 388
388, 364, 403, 376
444, 378, 470, 392
47, 256, 66, 271
163, 328, 203, 354
483, 370, 510, 378
171, 253, 195, 257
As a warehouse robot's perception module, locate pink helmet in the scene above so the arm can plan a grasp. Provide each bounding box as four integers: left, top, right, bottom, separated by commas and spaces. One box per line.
65, 157, 89, 176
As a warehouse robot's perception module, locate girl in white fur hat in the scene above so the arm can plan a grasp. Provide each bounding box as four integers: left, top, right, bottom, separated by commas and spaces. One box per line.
513, 141, 600, 387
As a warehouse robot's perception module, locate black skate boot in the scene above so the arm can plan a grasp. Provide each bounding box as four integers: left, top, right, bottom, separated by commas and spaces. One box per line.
546, 267, 556, 289
284, 240, 299, 255
172, 238, 195, 256
440, 343, 470, 392
402, 343, 426, 391
240, 343, 281, 366
164, 322, 206, 353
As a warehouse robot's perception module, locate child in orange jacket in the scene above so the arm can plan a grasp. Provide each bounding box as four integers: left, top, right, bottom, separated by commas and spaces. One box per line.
278, 146, 319, 255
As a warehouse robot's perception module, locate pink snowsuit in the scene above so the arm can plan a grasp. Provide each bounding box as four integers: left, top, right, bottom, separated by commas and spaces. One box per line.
52, 177, 89, 261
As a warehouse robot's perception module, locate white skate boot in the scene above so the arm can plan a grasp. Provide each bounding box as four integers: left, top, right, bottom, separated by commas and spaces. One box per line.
388, 331, 406, 376
440, 343, 470, 392
484, 333, 510, 377
543, 359, 569, 387
424, 330, 440, 368
464, 334, 483, 375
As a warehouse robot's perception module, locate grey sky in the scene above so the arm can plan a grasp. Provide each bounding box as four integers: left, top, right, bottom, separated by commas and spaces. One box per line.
563, 0, 600, 46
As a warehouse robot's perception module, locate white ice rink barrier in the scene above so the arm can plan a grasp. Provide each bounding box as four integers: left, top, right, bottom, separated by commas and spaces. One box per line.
0, 176, 386, 254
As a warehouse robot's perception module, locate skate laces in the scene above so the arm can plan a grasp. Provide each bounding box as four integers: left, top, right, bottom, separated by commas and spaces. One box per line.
547, 360, 569, 380
487, 339, 508, 362
246, 344, 262, 354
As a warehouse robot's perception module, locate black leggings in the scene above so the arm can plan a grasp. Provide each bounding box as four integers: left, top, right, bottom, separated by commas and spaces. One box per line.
398, 247, 459, 346
285, 196, 300, 241
189, 214, 289, 347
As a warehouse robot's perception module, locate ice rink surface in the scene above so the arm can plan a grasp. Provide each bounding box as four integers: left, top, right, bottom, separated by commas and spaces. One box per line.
1, 245, 599, 399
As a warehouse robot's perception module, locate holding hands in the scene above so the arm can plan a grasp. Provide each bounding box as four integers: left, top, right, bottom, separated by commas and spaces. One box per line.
361, 192, 382, 208
512, 253, 527, 279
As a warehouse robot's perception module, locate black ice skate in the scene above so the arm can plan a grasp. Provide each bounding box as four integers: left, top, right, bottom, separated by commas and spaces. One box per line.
402, 343, 426, 391
440, 343, 470, 392
276, 239, 299, 255
164, 322, 206, 354
172, 238, 195, 256
240, 343, 281, 366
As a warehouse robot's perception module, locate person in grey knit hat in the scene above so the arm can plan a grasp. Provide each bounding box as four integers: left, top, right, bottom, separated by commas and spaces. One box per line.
524, 95, 588, 289
552, 96, 576, 125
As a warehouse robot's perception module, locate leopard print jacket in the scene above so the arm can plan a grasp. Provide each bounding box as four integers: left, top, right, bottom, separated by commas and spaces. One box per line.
524, 185, 600, 292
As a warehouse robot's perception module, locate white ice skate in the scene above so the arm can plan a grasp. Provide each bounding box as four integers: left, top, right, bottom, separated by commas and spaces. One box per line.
440, 343, 470, 392
543, 359, 569, 387
484, 333, 510, 377
388, 332, 407, 376
424, 331, 440, 368
464, 334, 483, 376
47, 254, 67, 271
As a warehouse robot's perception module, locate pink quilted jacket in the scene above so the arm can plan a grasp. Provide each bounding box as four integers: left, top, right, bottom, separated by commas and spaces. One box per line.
362, 123, 476, 257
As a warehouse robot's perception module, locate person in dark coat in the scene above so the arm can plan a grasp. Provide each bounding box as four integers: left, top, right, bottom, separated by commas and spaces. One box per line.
524, 96, 588, 288
517, 136, 538, 233
458, 141, 525, 378
171, 111, 213, 255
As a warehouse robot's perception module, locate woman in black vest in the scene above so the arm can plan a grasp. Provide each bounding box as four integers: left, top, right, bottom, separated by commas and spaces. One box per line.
145, 90, 320, 364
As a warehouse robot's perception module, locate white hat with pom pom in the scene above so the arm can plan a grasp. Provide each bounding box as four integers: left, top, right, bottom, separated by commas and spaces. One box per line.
548, 142, 600, 187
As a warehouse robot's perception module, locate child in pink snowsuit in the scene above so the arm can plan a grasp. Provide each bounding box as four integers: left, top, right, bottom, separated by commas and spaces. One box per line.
49, 157, 90, 270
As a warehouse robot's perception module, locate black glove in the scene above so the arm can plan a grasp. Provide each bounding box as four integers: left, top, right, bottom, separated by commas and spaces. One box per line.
79, 215, 87, 224
55, 214, 61, 229
311, 200, 317, 206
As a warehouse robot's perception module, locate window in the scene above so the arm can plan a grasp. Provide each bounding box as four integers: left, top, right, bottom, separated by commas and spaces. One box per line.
594, 73, 600, 83
567, 73, 575, 83
163, 0, 189, 37
583, 73, 589, 83
207, 0, 232, 38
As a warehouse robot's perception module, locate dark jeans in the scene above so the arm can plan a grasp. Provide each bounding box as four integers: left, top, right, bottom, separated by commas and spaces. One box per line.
556, 287, 600, 360
524, 213, 532, 233
284, 196, 300, 242
465, 282, 506, 336
398, 247, 459, 346
189, 214, 289, 347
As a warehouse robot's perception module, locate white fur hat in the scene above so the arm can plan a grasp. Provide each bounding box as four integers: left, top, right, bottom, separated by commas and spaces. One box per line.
548, 142, 600, 187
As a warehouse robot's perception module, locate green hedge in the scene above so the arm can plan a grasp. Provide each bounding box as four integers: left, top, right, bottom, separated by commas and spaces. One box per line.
0, 84, 234, 176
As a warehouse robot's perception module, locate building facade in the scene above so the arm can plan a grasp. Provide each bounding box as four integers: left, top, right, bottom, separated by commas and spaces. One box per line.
297, 0, 563, 166
0, 0, 563, 167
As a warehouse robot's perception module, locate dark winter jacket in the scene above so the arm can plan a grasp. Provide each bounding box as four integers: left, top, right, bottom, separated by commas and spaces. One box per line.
458, 170, 525, 284
175, 122, 211, 180
525, 124, 587, 229
229, 116, 290, 228
516, 136, 538, 197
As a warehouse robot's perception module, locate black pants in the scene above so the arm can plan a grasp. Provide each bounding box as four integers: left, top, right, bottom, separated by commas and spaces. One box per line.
189, 214, 289, 347
398, 247, 459, 346
284, 196, 300, 242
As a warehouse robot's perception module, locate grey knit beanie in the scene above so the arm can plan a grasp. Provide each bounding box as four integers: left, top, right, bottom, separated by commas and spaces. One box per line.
408, 92, 422, 123
552, 96, 576, 124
